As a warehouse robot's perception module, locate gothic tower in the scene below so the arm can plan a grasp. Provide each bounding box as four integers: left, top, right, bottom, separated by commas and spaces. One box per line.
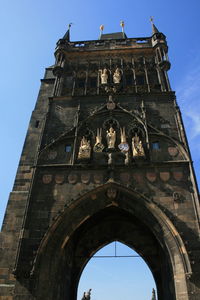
0, 22, 200, 300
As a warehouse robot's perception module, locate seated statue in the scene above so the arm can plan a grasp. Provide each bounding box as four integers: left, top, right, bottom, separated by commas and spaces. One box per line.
78, 136, 91, 159
132, 133, 145, 157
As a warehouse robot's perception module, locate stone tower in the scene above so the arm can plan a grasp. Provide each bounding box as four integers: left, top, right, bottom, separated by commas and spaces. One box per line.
0, 23, 200, 300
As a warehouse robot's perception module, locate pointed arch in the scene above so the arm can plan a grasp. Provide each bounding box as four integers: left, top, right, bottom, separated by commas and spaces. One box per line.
32, 183, 191, 300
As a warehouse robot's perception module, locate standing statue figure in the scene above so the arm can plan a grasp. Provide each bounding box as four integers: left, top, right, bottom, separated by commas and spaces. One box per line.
82, 289, 92, 300
151, 288, 156, 300
113, 67, 121, 84
93, 128, 104, 152
99, 68, 108, 84
106, 126, 116, 149
132, 133, 145, 157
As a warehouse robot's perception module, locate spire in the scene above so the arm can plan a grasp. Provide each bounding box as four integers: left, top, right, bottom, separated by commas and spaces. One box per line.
63, 23, 72, 41
150, 17, 159, 35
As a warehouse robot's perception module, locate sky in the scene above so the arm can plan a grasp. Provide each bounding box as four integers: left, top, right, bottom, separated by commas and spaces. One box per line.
1, 0, 200, 299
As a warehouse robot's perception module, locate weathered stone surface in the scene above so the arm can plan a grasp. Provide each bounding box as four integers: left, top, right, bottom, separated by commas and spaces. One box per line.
0, 27, 199, 300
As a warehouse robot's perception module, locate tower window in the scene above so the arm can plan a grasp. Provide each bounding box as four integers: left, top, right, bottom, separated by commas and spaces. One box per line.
125, 74, 133, 85
136, 75, 145, 85
65, 145, 72, 152
152, 141, 160, 150
89, 77, 97, 88
35, 120, 40, 128
77, 79, 85, 88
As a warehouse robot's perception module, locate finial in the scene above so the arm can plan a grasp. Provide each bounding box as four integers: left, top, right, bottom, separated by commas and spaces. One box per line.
68, 22, 73, 29
120, 20, 125, 32
63, 23, 73, 41
150, 16, 154, 24
99, 24, 104, 39
100, 24, 104, 32
150, 17, 160, 35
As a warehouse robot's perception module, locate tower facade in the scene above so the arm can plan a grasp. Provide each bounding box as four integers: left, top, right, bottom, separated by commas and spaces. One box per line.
0, 24, 200, 300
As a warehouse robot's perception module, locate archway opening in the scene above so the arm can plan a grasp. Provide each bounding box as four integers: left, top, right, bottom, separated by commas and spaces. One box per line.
78, 241, 157, 300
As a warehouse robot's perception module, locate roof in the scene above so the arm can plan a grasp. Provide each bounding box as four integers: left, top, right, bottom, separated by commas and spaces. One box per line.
100, 32, 127, 40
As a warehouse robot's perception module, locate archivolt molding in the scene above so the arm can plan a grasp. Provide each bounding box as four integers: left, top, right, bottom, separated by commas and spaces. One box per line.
31, 182, 192, 279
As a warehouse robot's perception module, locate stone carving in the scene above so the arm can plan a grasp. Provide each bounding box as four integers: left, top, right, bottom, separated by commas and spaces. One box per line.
151, 288, 156, 300
48, 150, 57, 160
160, 172, 170, 182
106, 126, 116, 149
82, 289, 92, 300
42, 174, 52, 184
78, 136, 91, 159
168, 147, 178, 157
106, 188, 117, 199
173, 171, 183, 181
68, 173, 78, 184
173, 192, 181, 202
113, 67, 121, 83
106, 95, 116, 110
118, 127, 129, 152
93, 173, 103, 184
108, 153, 112, 165
81, 173, 90, 184
99, 68, 108, 84
93, 128, 104, 152
55, 174, 65, 184
132, 133, 145, 157
146, 172, 157, 182
120, 172, 130, 185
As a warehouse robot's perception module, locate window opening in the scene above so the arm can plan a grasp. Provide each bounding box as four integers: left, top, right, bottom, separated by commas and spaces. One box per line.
77, 79, 85, 88
89, 77, 97, 88
65, 145, 72, 152
152, 141, 160, 150
136, 75, 145, 85
125, 74, 133, 85
35, 120, 40, 128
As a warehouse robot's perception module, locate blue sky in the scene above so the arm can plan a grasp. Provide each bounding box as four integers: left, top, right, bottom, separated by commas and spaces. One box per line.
1, 1, 200, 299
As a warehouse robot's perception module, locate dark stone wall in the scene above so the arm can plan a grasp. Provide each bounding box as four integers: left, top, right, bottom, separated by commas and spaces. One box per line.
0, 35, 199, 300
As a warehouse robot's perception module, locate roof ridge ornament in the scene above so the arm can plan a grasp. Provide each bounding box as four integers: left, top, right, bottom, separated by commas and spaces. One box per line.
149, 16, 160, 35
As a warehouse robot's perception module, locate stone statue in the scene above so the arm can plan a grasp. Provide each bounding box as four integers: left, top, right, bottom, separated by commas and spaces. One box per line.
78, 136, 91, 159
106, 126, 116, 149
132, 133, 145, 157
82, 289, 92, 300
99, 68, 108, 84
113, 67, 121, 84
151, 288, 156, 300
93, 128, 104, 152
